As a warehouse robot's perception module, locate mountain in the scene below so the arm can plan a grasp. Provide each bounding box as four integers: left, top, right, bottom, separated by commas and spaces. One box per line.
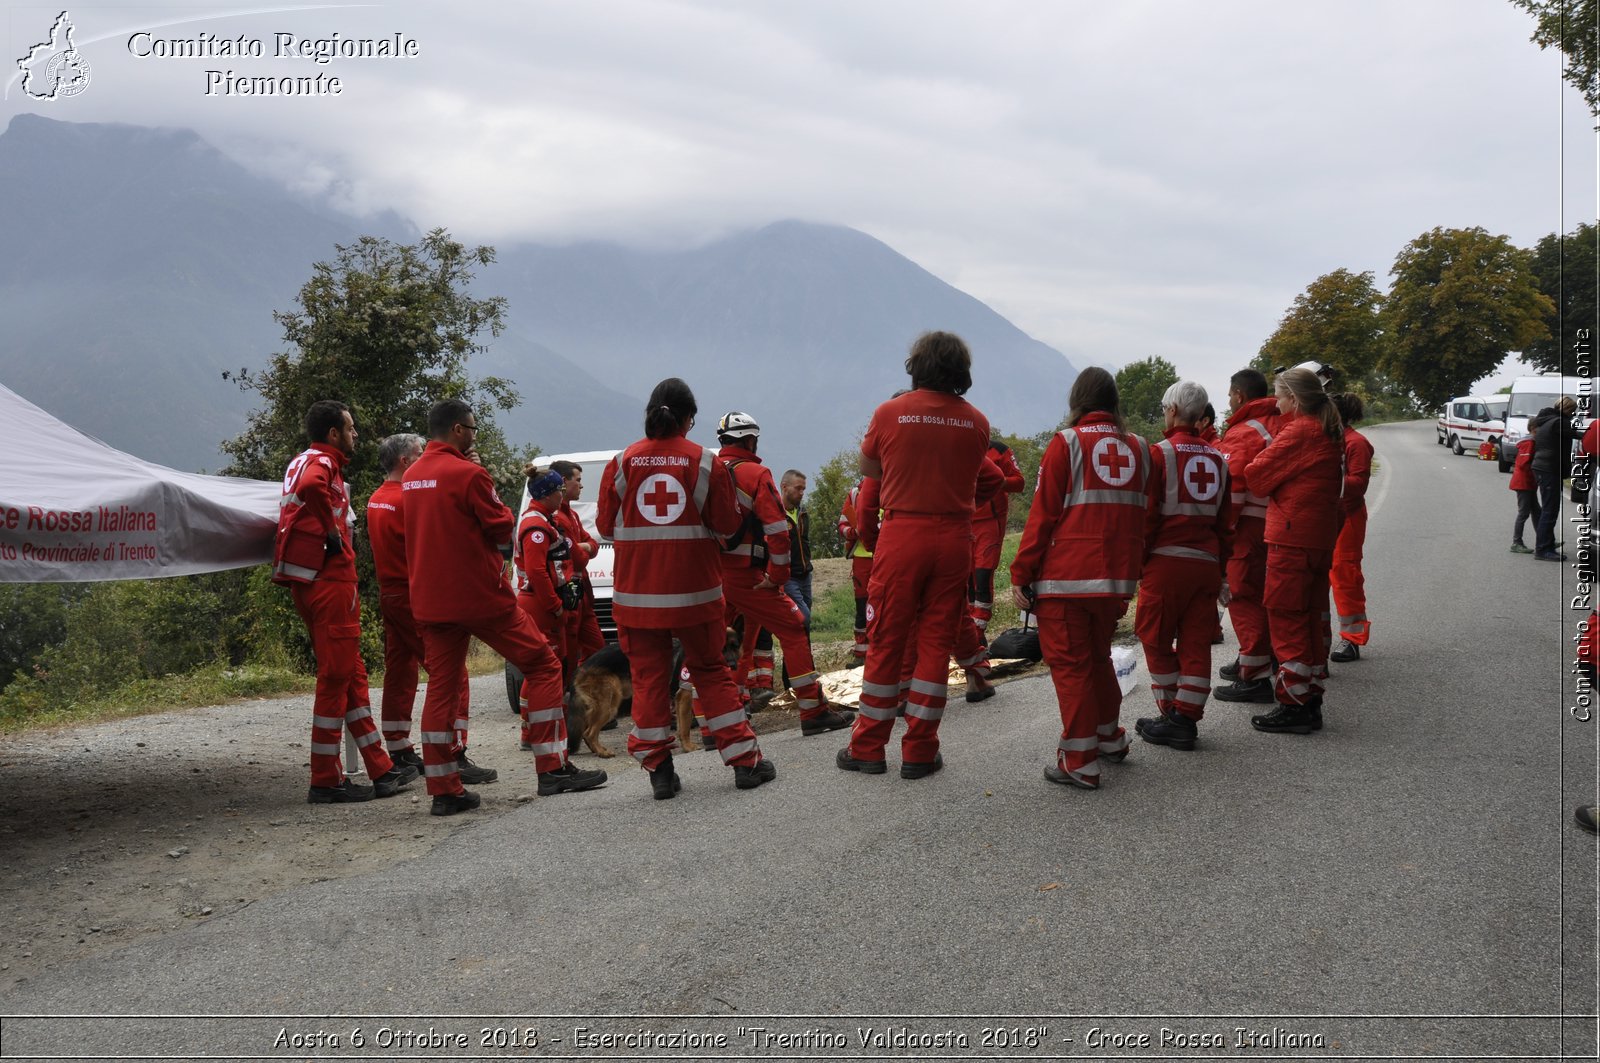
0, 115, 1078, 478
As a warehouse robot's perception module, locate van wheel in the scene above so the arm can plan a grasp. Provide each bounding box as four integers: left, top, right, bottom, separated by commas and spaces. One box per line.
1498, 455, 1512, 473
1450, 435, 1463, 455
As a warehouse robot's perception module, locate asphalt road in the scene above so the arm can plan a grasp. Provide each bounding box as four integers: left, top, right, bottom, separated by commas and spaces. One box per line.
1, 420, 1595, 1061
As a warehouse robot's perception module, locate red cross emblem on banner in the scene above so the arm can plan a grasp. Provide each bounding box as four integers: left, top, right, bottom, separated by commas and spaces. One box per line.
1183, 456, 1221, 501
1091, 437, 1137, 487
637, 474, 687, 525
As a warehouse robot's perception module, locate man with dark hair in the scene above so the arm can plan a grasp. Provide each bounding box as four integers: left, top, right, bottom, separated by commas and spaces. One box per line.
366, 433, 428, 771
839, 332, 1000, 779
273, 402, 417, 804
548, 458, 604, 676
778, 469, 814, 625
405, 401, 605, 815
1213, 368, 1282, 702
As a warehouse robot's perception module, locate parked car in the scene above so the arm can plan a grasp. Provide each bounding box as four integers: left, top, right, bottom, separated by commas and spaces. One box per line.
1497, 375, 1593, 473
504, 449, 620, 713
1436, 395, 1503, 456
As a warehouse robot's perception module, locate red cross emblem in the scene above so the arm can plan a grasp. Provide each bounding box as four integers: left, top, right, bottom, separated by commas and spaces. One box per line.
637, 474, 687, 525
1091, 437, 1137, 487
1183, 456, 1220, 501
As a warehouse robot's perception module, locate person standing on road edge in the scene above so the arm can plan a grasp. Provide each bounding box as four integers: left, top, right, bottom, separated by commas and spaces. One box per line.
1213, 370, 1283, 704
1329, 393, 1374, 662
365, 433, 429, 774
1531, 396, 1579, 561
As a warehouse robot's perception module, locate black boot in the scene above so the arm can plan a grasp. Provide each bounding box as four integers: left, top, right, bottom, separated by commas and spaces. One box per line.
1214, 677, 1275, 703
1330, 640, 1360, 663
734, 758, 777, 790
1135, 710, 1198, 751
538, 762, 609, 796
1251, 702, 1314, 735
649, 755, 682, 801
1219, 657, 1241, 681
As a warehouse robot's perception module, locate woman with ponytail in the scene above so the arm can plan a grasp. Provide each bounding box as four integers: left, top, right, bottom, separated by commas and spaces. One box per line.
1242, 367, 1344, 735
597, 378, 776, 800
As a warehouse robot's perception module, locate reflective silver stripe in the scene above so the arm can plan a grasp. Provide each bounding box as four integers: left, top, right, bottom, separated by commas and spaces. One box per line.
787, 671, 818, 689
1078, 489, 1149, 507
1229, 491, 1247, 503
692, 447, 715, 511
769, 552, 791, 565
612, 586, 724, 609
1152, 545, 1217, 561
1244, 491, 1270, 506
762, 520, 789, 536
955, 652, 985, 668
796, 697, 821, 711
631, 748, 652, 763
1280, 660, 1312, 677
612, 524, 713, 542
1058, 736, 1098, 752
523, 707, 563, 724
1095, 722, 1121, 735
1245, 419, 1272, 442
1240, 504, 1268, 518
852, 643, 869, 652
1339, 612, 1368, 624
1061, 429, 1085, 502
861, 680, 902, 699
1283, 679, 1312, 696
384, 739, 411, 751
1170, 503, 1220, 517
383, 719, 412, 730
354, 731, 381, 748
312, 715, 343, 730
613, 461, 628, 505
972, 598, 992, 609
859, 704, 898, 721
1178, 675, 1209, 687
749, 668, 773, 678
723, 543, 762, 556
632, 726, 672, 741
1175, 688, 1209, 705
905, 702, 944, 721
420, 731, 456, 744
344, 706, 372, 723
525, 740, 566, 756
1034, 578, 1138, 595
735, 489, 755, 509
1098, 734, 1129, 753
310, 742, 342, 755
704, 709, 747, 732
1238, 654, 1272, 666
280, 492, 304, 508
1158, 440, 1181, 515
423, 763, 458, 777
274, 561, 319, 581
453, 718, 469, 731
1072, 760, 1103, 777
1148, 672, 1179, 686
719, 740, 759, 764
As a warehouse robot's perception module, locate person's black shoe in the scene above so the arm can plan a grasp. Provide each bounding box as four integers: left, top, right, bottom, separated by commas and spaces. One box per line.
734, 758, 777, 790
1536, 550, 1567, 562
1251, 703, 1314, 735
1042, 764, 1098, 790
748, 689, 777, 712
1219, 657, 1241, 681
391, 747, 425, 772
1135, 711, 1197, 751
1306, 696, 1323, 732
455, 752, 498, 785
1576, 806, 1599, 833
307, 777, 376, 804
900, 752, 944, 779
1330, 640, 1360, 663
1213, 677, 1275, 703
372, 762, 419, 798
538, 762, 609, 796
836, 747, 887, 774
800, 708, 855, 736
965, 674, 997, 703
649, 756, 682, 801
430, 790, 481, 816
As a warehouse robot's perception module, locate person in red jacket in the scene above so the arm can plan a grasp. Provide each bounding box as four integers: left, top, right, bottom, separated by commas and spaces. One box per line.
838, 333, 995, 779
514, 466, 577, 697
1133, 381, 1231, 751
715, 412, 852, 736
1011, 368, 1150, 790
1329, 393, 1375, 662
598, 379, 776, 799
365, 432, 428, 773
1508, 435, 1540, 554
273, 401, 415, 804
969, 438, 1025, 636
549, 459, 605, 675
838, 479, 874, 667
406, 399, 606, 815
1244, 368, 1345, 735
1213, 369, 1283, 703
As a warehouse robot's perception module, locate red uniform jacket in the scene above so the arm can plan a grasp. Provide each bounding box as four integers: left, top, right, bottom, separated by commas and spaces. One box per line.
597, 434, 740, 628
1509, 437, 1537, 491
514, 504, 567, 623
402, 441, 517, 625
862, 389, 991, 517
365, 479, 408, 597
1145, 426, 1232, 573
272, 442, 356, 585
1340, 427, 1374, 516
1245, 412, 1344, 551
1219, 397, 1281, 529
839, 481, 874, 559
979, 441, 1026, 533
557, 500, 597, 579
1012, 413, 1151, 600
716, 445, 792, 586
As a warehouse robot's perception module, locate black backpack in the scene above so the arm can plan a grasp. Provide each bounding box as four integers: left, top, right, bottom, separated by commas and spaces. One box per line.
988, 615, 1041, 662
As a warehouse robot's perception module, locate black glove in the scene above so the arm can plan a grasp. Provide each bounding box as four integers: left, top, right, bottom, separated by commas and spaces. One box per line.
558, 580, 584, 611
324, 531, 344, 557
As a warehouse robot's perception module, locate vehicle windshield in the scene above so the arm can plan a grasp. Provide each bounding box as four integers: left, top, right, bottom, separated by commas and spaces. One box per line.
1508, 392, 1558, 418
574, 460, 608, 504
1486, 399, 1507, 420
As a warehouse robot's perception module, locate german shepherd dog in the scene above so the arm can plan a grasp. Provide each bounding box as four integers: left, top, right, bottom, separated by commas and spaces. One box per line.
565, 624, 744, 758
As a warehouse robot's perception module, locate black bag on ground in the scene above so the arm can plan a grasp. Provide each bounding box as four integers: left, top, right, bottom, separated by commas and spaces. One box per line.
988, 616, 1041, 662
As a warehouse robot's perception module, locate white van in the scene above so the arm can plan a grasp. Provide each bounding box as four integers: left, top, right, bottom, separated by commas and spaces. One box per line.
1497, 375, 1595, 472
1436, 395, 1503, 456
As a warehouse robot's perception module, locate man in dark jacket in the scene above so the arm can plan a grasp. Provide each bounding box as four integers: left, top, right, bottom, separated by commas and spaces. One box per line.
1531, 397, 1580, 561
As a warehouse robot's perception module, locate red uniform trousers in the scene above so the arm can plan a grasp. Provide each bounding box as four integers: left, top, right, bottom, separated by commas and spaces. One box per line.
1331, 507, 1370, 645
736, 623, 776, 694
378, 590, 423, 756
291, 580, 394, 788
518, 593, 569, 679
848, 516, 968, 766
1135, 555, 1221, 721
969, 520, 1003, 632
1226, 519, 1273, 680
850, 556, 873, 663
1263, 544, 1332, 705
723, 572, 824, 719
564, 591, 604, 679
621, 619, 760, 771
1037, 598, 1129, 782
419, 601, 567, 794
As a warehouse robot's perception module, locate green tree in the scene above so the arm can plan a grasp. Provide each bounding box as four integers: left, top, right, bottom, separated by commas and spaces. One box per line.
1380, 226, 1553, 410
806, 442, 862, 559
1114, 356, 1179, 439
1525, 222, 1598, 373
1258, 268, 1386, 381
1511, 0, 1600, 116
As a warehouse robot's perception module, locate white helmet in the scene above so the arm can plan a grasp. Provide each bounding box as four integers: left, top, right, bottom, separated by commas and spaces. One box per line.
717, 411, 761, 440
1292, 360, 1337, 387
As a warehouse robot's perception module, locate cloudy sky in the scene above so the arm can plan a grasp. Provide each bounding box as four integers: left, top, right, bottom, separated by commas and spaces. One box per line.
6, 0, 1595, 396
